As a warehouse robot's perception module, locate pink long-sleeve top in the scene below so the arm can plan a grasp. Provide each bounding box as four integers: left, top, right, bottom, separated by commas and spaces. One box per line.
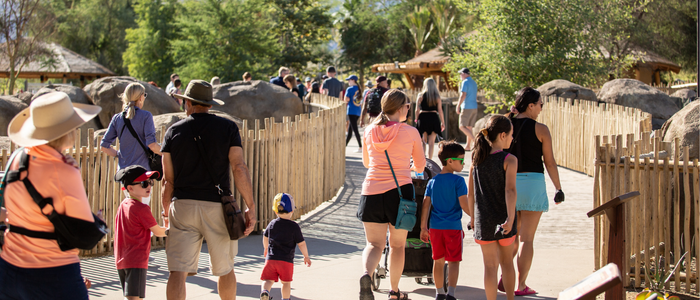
362, 122, 426, 195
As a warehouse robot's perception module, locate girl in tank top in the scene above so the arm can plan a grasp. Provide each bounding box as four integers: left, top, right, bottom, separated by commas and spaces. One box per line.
467, 115, 518, 300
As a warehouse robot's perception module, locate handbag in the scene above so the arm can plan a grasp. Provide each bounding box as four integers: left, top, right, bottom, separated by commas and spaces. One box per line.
385, 150, 418, 231
4, 149, 108, 251
121, 112, 163, 180
188, 120, 247, 240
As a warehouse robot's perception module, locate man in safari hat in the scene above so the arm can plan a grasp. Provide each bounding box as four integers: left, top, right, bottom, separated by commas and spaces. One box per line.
161, 80, 256, 300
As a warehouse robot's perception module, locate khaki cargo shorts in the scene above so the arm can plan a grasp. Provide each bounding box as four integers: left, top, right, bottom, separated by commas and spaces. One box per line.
459, 109, 478, 127
166, 200, 238, 276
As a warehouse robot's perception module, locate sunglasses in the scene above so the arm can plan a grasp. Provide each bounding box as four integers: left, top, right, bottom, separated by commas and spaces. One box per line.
449, 158, 465, 165
130, 179, 154, 188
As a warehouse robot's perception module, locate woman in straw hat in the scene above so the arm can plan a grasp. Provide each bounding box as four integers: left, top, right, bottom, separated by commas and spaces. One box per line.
0, 92, 101, 299
100, 82, 162, 172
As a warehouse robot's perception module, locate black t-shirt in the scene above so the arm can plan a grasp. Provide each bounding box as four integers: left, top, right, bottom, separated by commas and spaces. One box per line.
311, 82, 320, 93
322, 77, 343, 98
264, 218, 304, 263
161, 113, 242, 202
291, 87, 302, 101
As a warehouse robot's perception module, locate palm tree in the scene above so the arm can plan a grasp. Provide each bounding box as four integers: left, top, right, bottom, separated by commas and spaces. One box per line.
429, 0, 456, 47
403, 6, 433, 57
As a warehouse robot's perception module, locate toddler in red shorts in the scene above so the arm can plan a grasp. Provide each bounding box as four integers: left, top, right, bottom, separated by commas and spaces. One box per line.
419, 141, 469, 300
260, 193, 311, 300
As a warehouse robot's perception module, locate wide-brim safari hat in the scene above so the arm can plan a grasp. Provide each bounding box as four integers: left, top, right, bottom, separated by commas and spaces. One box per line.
8, 92, 101, 147
174, 79, 224, 106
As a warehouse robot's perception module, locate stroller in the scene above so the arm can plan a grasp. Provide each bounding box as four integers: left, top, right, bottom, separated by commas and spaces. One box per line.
372, 158, 449, 291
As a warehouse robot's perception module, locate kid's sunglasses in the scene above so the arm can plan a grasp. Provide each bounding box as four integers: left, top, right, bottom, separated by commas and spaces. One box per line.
130, 179, 154, 188
449, 158, 464, 165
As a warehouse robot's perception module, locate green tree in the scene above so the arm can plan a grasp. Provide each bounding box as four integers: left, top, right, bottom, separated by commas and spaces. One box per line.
336, 0, 387, 87
122, 0, 179, 87
428, 0, 456, 47
403, 6, 432, 57
170, 0, 280, 83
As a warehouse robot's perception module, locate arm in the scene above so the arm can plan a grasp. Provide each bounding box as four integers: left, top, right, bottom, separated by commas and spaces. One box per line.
420, 195, 431, 242
359, 92, 369, 127
344, 96, 350, 103
411, 130, 427, 173
161, 153, 174, 227
467, 165, 475, 229
415, 95, 422, 118
229, 146, 256, 235
503, 155, 518, 234
362, 135, 370, 168
292, 91, 299, 97
458, 195, 469, 215
149, 224, 167, 237
437, 98, 445, 132
0, 207, 6, 222
148, 143, 162, 155
263, 235, 269, 257
297, 241, 311, 266
537, 123, 562, 191
456, 92, 466, 114
100, 117, 119, 157
101, 146, 118, 157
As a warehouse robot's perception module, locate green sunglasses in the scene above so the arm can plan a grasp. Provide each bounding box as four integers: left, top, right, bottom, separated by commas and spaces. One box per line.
448, 158, 465, 165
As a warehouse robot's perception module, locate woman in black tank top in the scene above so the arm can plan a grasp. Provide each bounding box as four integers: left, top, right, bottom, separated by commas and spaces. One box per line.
502, 87, 563, 296
414, 78, 445, 160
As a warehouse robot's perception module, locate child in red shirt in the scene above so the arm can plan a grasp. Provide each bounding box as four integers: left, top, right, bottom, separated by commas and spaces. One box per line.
114, 165, 167, 300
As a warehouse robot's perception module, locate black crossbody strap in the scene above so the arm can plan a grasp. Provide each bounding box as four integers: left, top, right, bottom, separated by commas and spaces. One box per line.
187, 119, 225, 196
122, 111, 151, 157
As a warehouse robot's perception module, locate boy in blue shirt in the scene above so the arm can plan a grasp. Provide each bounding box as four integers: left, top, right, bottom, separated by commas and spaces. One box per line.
420, 141, 469, 300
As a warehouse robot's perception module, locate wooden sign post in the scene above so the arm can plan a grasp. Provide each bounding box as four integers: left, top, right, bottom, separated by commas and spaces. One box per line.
558, 263, 622, 300
586, 191, 641, 300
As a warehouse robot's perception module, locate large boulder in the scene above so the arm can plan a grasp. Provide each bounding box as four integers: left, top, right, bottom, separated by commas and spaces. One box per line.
472, 114, 493, 138
659, 100, 699, 160
84, 76, 181, 128
597, 79, 680, 120
33, 84, 103, 145
537, 79, 597, 101
212, 80, 303, 128
0, 95, 28, 137
670, 89, 696, 100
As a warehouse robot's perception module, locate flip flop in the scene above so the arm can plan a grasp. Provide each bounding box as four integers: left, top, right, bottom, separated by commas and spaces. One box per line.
497, 278, 505, 292
514, 286, 537, 296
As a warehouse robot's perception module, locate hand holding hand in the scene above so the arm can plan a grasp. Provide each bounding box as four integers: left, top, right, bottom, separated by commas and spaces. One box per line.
304, 256, 312, 267
244, 209, 256, 235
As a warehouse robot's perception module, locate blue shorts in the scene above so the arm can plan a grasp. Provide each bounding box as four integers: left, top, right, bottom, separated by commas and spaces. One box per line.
515, 173, 548, 212
0, 257, 89, 300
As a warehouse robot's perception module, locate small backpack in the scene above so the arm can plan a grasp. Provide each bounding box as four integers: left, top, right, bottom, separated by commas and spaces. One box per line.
367, 88, 384, 114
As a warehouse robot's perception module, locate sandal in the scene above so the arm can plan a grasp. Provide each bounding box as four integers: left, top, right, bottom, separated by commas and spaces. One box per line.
260, 290, 271, 300
360, 274, 374, 300
514, 286, 537, 296
388, 290, 408, 300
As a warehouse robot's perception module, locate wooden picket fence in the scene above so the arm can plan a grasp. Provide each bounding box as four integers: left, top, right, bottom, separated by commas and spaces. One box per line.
538, 96, 653, 176
594, 133, 699, 296
0, 93, 346, 257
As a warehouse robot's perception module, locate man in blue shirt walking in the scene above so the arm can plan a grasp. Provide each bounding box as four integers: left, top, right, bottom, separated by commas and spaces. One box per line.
456, 68, 478, 150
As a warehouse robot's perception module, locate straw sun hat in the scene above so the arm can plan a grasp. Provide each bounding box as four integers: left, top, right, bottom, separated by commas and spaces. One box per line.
8, 92, 101, 147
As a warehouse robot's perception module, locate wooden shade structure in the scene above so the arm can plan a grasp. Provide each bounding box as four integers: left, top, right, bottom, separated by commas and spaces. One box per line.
0, 42, 115, 87
370, 47, 452, 90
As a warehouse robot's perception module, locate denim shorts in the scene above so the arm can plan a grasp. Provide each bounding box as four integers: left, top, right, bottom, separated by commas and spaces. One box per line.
0, 257, 89, 300
515, 173, 548, 212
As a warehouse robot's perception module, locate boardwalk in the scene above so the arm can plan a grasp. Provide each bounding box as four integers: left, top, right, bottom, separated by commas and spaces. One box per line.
82, 132, 596, 299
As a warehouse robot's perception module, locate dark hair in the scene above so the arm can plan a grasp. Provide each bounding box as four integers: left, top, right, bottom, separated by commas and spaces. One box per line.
326, 66, 336, 73
174, 79, 182, 87
507, 87, 540, 119
472, 115, 512, 166
438, 140, 466, 166
242, 72, 251, 80
170, 73, 179, 80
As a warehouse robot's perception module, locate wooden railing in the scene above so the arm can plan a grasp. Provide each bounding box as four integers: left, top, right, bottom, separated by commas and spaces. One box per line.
594, 133, 699, 295
0, 93, 346, 257
538, 96, 652, 176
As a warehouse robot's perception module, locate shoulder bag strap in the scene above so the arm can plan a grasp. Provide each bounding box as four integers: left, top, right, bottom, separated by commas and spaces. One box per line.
122, 111, 152, 156
187, 119, 225, 196
384, 150, 415, 200
1, 148, 23, 208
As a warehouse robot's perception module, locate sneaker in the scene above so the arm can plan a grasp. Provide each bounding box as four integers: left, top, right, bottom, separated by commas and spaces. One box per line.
435, 294, 447, 300
260, 290, 271, 300
360, 274, 374, 300
354, 148, 362, 153
446, 295, 457, 300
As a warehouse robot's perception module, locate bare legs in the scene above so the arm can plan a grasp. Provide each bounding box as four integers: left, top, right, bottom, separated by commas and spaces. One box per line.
512, 211, 543, 291
459, 125, 475, 150
168, 269, 237, 300
362, 222, 408, 293
432, 258, 461, 292
422, 132, 438, 160
480, 242, 516, 300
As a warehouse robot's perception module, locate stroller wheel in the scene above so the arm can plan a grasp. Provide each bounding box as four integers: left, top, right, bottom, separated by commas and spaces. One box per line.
415, 278, 422, 284
372, 272, 381, 291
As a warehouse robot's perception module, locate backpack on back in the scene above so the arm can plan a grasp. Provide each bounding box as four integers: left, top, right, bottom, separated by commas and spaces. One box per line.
367, 88, 384, 115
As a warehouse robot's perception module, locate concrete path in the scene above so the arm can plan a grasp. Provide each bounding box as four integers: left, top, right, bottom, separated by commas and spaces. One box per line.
83, 131, 596, 300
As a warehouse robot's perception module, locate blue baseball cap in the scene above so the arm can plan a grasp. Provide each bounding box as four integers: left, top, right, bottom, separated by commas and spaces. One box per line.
273, 193, 295, 213
345, 75, 359, 82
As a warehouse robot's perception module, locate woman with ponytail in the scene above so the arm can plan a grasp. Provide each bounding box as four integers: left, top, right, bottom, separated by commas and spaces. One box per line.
500, 87, 563, 296
357, 89, 426, 300
101, 82, 162, 171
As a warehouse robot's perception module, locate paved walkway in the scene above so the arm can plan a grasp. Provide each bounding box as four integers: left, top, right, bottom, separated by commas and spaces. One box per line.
83, 131, 596, 299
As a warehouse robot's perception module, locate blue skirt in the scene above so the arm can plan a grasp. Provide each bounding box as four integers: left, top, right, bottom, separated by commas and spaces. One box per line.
515, 173, 548, 212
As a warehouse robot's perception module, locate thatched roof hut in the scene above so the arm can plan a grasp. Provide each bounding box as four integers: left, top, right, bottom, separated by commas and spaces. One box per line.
371, 47, 452, 90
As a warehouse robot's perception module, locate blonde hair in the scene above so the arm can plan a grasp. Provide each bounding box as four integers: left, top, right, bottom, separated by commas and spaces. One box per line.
372, 89, 409, 126
242, 72, 252, 80
121, 83, 145, 119
420, 78, 440, 107
278, 67, 290, 76
46, 130, 75, 151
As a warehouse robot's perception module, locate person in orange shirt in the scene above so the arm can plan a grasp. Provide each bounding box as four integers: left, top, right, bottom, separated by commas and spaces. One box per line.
0, 92, 101, 300
357, 89, 426, 300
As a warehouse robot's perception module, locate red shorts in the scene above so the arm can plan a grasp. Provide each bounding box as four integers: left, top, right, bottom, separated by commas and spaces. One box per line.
429, 229, 464, 262
474, 235, 516, 246
260, 260, 294, 282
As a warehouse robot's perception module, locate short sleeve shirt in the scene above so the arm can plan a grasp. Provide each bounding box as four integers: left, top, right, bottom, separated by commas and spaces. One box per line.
460, 77, 478, 109
345, 86, 361, 116
264, 218, 304, 263
161, 113, 242, 202
100, 108, 157, 171
114, 198, 158, 269
426, 173, 468, 230
322, 77, 344, 98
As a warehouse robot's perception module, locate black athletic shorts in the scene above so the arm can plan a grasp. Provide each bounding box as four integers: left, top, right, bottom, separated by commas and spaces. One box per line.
118, 268, 147, 298
357, 184, 414, 226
